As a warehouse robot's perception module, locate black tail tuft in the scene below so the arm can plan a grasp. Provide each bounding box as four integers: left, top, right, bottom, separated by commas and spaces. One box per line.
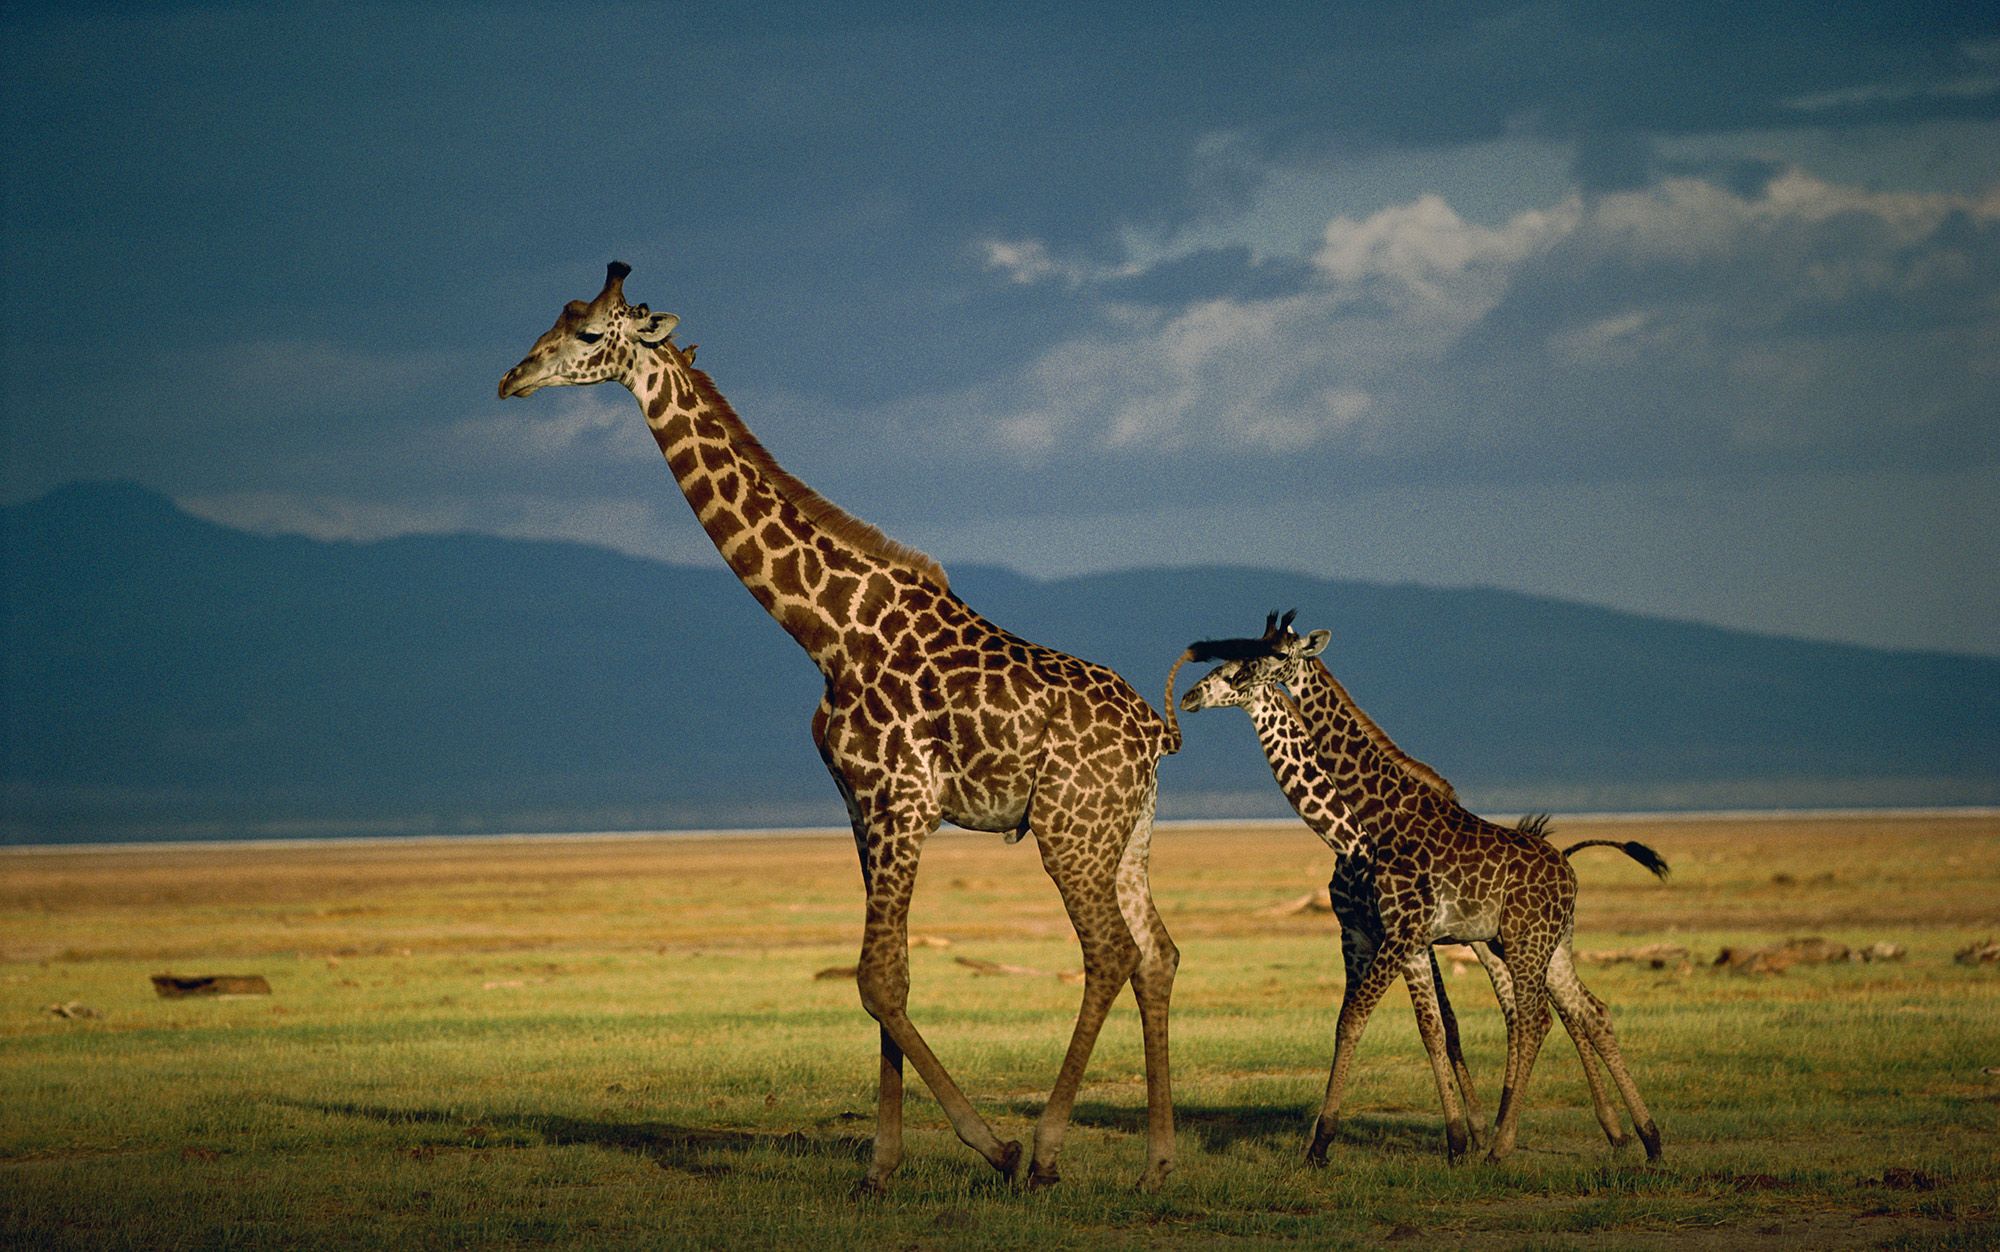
1186, 635, 1280, 663
1515, 812, 1553, 838
1560, 838, 1671, 880
1619, 840, 1671, 880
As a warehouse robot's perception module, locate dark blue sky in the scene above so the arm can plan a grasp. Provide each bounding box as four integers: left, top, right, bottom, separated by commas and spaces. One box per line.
5, 3, 1996, 652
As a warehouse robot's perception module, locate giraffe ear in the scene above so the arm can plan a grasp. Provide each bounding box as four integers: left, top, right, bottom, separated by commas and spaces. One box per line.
1300, 630, 1331, 658
631, 310, 679, 347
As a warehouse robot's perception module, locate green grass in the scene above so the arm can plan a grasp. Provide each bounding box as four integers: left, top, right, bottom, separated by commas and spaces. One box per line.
3, 814, 1998, 1248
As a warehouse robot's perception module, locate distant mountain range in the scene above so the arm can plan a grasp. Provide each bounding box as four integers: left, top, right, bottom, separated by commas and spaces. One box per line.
3, 482, 1995, 844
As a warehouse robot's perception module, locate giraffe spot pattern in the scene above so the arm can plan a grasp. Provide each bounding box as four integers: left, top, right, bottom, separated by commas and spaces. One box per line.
503, 269, 1185, 1188
1181, 625, 1662, 1166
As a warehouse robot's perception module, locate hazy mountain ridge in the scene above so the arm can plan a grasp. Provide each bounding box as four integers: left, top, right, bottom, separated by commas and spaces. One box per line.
4, 482, 1994, 843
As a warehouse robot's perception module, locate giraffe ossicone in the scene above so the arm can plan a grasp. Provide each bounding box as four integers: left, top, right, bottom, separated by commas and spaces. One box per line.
502, 262, 1184, 1193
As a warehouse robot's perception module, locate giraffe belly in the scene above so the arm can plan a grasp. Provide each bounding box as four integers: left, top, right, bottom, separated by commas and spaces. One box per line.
939, 764, 1036, 834
1429, 890, 1499, 944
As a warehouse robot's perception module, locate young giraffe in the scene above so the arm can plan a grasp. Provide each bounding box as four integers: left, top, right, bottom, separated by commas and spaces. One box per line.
1178, 624, 1663, 1164
1174, 617, 1496, 1150
1270, 615, 1662, 1156
500, 263, 1182, 1193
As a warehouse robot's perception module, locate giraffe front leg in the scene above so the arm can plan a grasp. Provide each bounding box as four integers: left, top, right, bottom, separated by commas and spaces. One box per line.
1432, 947, 1488, 1150
1486, 949, 1555, 1164
819, 732, 931, 1195
1308, 936, 1410, 1167
864, 1025, 904, 1190
1472, 941, 1518, 1149
1412, 951, 1472, 1161
852, 822, 1017, 1193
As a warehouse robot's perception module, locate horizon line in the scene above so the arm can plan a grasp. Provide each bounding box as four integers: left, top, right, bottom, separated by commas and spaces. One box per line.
5, 805, 1996, 858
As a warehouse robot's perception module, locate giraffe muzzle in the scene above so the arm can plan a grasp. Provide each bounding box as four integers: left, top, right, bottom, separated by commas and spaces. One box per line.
497, 362, 543, 399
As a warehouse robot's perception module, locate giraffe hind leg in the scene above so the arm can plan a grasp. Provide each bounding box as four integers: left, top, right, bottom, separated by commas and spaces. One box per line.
1114, 789, 1179, 1192
1026, 813, 1146, 1190
1547, 945, 1662, 1159
1551, 995, 1628, 1149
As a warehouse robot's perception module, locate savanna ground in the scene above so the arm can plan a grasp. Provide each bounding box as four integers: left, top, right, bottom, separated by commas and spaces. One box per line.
3, 812, 1997, 1250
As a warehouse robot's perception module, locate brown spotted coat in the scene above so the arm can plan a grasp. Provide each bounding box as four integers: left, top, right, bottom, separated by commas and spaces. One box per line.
501, 263, 1181, 1192
1178, 627, 1662, 1165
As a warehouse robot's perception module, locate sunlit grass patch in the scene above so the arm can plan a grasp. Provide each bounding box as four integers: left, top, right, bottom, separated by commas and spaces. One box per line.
3, 813, 1996, 1247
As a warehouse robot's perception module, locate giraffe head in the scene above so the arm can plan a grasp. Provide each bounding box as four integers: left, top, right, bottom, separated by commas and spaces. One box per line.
498, 261, 683, 399
1178, 611, 1331, 713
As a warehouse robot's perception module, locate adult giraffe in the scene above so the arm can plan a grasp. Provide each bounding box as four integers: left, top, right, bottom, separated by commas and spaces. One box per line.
500, 263, 1182, 1193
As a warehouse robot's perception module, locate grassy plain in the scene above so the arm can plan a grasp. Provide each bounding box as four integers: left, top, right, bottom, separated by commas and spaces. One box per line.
3, 813, 1997, 1249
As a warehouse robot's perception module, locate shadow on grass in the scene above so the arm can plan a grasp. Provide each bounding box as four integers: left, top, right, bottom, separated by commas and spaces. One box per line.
295, 1096, 1457, 1179
1049, 1099, 1452, 1157
284, 1099, 874, 1177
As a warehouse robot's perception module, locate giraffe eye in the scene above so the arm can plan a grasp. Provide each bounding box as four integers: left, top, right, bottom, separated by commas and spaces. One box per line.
576, 331, 604, 344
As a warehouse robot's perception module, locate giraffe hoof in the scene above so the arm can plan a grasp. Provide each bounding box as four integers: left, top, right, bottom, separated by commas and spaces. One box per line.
1025, 1163, 1060, 1190
994, 1139, 1024, 1180
851, 1174, 889, 1200
1638, 1121, 1663, 1161
1305, 1124, 1335, 1168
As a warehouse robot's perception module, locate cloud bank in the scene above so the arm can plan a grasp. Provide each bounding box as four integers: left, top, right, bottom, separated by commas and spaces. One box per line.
951, 169, 1998, 485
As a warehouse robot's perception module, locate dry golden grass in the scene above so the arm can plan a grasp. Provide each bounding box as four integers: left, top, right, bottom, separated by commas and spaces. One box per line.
3, 812, 1997, 1249
7, 812, 1994, 959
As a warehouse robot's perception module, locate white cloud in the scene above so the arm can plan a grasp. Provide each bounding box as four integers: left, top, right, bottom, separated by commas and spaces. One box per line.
938, 167, 2000, 473
1313, 192, 1576, 302
965, 293, 1355, 455
1545, 309, 1670, 367
179, 488, 714, 564
1783, 74, 2000, 114
445, 390, 632, 462
978, 237, 1140, 288
980, 238, 1067, 286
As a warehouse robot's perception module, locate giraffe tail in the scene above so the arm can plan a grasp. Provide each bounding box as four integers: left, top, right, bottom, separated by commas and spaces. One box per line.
1560, 838, 1671, 881
1156, 649, 1193, 756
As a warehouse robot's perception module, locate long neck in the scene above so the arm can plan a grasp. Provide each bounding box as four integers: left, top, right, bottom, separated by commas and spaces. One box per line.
1252, 672, 1444, 843
1290, 657, 1458, 802
628, 347, 948, 672
1242, 690, 1368, 856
